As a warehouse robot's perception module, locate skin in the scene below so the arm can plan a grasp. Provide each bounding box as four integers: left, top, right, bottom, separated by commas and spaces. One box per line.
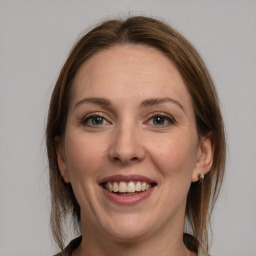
56, 44, 213, 256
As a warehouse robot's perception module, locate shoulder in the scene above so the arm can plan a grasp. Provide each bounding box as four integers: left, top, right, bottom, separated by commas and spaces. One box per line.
198, 246, 210, 256
53, 236, 82, 256
53, 253, 62, 256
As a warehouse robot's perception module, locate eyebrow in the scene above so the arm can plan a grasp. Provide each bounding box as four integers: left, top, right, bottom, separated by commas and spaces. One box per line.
140, 97, 184, 111
73, 97, 112, 110
73, 97, 184, 112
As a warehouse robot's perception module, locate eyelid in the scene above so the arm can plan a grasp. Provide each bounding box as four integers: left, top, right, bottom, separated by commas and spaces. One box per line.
81, 112, 112, 125
145, 112, 176, 126
147, 111, 175, 120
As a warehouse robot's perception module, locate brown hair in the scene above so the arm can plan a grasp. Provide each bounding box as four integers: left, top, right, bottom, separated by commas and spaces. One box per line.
46, 16, 226, 254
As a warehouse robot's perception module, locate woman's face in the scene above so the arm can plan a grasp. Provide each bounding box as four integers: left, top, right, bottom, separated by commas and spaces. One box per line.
57, 45, 212, 242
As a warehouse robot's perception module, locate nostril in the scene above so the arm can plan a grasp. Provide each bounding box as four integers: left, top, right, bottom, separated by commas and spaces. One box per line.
111, 155, 138, 161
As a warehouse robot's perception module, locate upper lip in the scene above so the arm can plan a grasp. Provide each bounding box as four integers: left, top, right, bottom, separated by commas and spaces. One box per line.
98, 175, 157, 184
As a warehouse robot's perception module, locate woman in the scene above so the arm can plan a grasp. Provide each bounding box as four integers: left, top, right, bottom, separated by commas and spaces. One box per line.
46, 16, 226, 256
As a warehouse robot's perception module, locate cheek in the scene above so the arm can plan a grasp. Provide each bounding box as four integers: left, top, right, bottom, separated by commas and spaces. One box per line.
147, 135, 198, 179
147, 135, 199, 214
64, 132, 108, 178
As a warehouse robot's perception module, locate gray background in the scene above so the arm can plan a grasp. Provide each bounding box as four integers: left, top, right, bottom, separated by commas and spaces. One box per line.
0, 0, 255, 255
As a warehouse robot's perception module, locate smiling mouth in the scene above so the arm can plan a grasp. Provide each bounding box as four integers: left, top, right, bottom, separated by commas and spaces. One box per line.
101, 181, 157, 196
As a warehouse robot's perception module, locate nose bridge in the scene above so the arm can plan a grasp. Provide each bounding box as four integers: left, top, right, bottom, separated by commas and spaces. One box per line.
108, 118, 145, 164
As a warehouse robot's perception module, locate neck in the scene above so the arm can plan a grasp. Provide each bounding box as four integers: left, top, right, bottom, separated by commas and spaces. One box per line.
74, 237, 193, 256
73, 215, 196, 256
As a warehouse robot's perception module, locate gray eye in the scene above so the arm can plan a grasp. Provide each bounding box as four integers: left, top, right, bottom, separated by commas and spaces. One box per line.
148, 114, 175, 127
91, 116, 104, 125
82, 115, 109, 126
153, 116, 166, 125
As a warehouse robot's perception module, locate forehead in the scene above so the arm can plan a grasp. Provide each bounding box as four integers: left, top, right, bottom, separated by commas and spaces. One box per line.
71, 44, 193, 110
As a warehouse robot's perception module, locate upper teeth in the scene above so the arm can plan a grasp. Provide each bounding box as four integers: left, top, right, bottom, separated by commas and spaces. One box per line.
105, 181, 151, 193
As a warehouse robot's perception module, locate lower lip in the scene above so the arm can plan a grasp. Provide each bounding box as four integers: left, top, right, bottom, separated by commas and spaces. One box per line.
101, 186, 156, 206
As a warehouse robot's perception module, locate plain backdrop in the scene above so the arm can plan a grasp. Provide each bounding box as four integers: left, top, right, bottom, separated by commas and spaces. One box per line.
0, 1, 255, 255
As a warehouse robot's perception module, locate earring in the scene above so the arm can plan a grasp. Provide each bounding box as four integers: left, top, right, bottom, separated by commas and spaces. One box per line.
64, 177, 70, 183
198, 173, 204, 184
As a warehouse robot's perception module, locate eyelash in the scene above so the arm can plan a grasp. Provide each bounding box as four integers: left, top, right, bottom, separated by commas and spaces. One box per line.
81, 112, 175, 128
81, 112, 111, 126
146, 112, 175, 127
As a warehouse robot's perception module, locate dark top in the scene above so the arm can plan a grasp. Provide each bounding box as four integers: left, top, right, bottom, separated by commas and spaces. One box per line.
53, 236, 82, 256
53, 236, 207, 256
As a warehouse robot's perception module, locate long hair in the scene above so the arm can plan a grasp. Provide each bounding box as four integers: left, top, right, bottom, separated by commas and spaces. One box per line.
46, 16, 226, 254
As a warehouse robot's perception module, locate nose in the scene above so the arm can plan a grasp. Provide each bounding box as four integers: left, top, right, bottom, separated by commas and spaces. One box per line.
108, 123, 146, 165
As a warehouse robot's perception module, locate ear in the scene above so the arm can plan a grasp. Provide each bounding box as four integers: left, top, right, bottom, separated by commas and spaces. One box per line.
192, 133, 214, 182
55, 136, 70, 183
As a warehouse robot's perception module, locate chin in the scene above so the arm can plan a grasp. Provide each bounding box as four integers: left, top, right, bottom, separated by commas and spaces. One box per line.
99, 214, 154, 243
